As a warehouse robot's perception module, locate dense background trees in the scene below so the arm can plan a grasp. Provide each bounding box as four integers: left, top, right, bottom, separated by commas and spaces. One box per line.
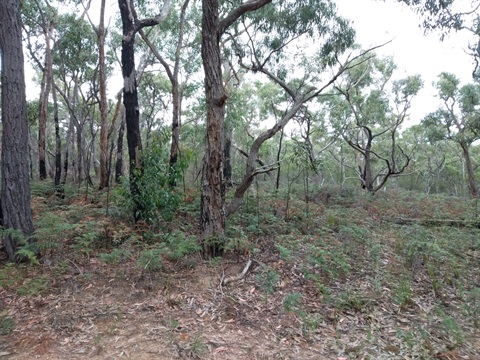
1, 0, 480, 261
2, 2, 480, 358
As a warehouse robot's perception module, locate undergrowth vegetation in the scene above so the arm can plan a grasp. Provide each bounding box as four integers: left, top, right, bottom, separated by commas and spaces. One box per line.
1, 182, 479, 358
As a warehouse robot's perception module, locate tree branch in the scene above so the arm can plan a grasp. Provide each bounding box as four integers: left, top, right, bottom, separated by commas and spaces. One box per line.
219, 0, 272, 36
135, 0, 171, 32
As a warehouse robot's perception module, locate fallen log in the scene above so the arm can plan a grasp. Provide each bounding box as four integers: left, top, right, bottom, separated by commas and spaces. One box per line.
382, 217, 480, 228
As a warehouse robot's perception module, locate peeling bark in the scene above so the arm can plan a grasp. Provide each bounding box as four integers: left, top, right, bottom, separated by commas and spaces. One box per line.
200, 0, 272, 258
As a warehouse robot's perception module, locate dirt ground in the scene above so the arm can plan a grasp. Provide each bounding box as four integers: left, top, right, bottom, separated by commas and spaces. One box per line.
1, 248, 479, 360
1, 256, 336, 360
1, 191, 479, 359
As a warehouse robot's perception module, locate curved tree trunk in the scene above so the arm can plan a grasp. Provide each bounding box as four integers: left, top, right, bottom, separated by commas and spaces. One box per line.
461, 142, 477, 197
0, 0, 36, 261
75, 124, 84, 183
275, 128, 284, 191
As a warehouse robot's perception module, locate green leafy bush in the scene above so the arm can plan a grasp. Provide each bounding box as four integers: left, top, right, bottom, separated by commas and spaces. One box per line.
0, 316, 15, 335
116, 134, 187, 225
98, 248, 130, 265
256, 267, 279, 295
17, 275, 50, 296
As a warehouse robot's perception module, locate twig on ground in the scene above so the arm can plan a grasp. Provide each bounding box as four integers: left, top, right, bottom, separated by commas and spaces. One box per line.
68, 259, 84, 276
221, 258, 253, 286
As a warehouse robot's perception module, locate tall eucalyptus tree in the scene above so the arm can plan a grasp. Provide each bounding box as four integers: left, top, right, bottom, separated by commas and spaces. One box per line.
200, 0, 272, 258
331, 56, 422, 193
117, 0, 170, 221
80, 0, 111, 189
22, 0, 58, 180
53, 14, 98, 184
199, 0, 359, 258
0, 0, 36, 261
423, 72, 480, 197
138, 0, 201, 186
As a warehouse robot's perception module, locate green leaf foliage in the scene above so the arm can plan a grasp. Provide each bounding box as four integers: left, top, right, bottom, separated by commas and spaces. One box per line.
117, 133, 187, 225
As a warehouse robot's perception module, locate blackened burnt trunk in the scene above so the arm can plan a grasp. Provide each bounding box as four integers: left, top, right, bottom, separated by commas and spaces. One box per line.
118, 0, 145, 221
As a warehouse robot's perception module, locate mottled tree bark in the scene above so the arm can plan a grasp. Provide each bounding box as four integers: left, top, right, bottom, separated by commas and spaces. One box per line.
461, 142, 478, 197
223, 121, 233, 188
275, 128, 284, 191
52, 82, 62, 191
0, 0, 36, 261
62, 120, 74, 185
169, 80, 181, 184
201, 0, 227, 258
118, 0, 144, 222
97, 0, 110, 189
117, 0, 170, 221
200, 0, 272, 258
38, 69, 49, 180
115, 110, 126, 184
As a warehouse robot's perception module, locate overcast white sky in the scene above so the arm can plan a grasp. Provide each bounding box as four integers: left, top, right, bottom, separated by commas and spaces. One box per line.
335, 0, 475, 122
25, 0, 475, 123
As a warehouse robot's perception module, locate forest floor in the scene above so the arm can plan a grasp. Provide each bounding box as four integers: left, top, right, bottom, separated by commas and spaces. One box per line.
1, 185, 479, 359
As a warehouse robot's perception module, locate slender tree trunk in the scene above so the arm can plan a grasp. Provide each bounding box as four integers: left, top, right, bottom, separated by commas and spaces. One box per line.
115, 110, 126, 184
223, 121, 233, 188
106, 92, 123, 184
84, 135, 95, 187
98, 0, 109, 189
52, 81, 62, 190
38, 17, 54, 180
76, 125, 84, 183
461, 142, 477, 197
0, 0, 36, 261
275, 128, 284, 191
117, 0, 170, 217
169, 0, 191, 186
107, 129, 116, 187
201, 0, 227, 258
89, 119, 99, 179
364, 149, 374, 192
62, 119, 74, 185
38, 70, 50, 180
169, 80, 181, 185
28, 128, 34, 180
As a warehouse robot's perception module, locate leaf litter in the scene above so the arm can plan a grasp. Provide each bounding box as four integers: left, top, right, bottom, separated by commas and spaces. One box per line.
0, 189, 479, 359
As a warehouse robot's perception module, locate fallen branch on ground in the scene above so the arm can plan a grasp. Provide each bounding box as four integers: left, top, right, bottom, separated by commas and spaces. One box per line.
382, 217, 480, 228
221, 258, 253, 286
